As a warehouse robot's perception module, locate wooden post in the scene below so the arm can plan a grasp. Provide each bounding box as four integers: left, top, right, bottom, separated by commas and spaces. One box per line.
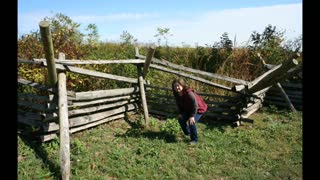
276, 83, 297, 112
143, 46, 156, 78
137, 65, 149, 126
135, 46, 140, 56
39, 21, 58, 87
59, 52, 65, 60
58, 73, 70, 180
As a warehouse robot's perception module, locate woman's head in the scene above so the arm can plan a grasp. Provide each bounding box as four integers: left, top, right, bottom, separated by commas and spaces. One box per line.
172, 78, 188, 95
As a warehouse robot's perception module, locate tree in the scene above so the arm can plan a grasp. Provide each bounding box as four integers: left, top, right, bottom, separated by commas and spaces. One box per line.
154, 27, 172, 46
248, 24, 286, 64
18, 13, 100, 59
120, 30, 137, 45
219, 32, 233, 52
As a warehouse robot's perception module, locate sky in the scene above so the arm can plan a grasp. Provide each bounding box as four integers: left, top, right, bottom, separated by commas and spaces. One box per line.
18, 0, 302, 47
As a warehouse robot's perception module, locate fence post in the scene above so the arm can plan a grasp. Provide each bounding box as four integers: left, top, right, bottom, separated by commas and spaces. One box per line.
39, 21, 58, 87
137, 65, 149, 126
143, 46, 156, 78
58, 72, 71, 180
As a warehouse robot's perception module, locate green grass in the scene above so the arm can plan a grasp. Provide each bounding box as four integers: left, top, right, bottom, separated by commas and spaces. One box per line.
18, 107, 302, 179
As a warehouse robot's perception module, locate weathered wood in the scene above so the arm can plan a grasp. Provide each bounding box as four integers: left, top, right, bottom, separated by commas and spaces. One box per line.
150, 64, 233, 91
43, 113, 126, 133
74, 87, 140, 101
57, 73, 70, 180
241, 101, 263, 119
257, 53, 275, 69
69, 95, 138, 108
50, 63, 138, 84
39, 21, 58, 87
40, 133, 58, 142
59, 53, 65, 60
69, 114, 125, 133
34, 59, 145, 65
248, 58, 299, 93
68, 99, 138, 116
137, 65, 149, 125
136, 54, 248, 85
143, 47, 156, 78
18, 59, 43, 64
135, 46, 140, 56
69, 103, 138, 127
276, 83, 297, 112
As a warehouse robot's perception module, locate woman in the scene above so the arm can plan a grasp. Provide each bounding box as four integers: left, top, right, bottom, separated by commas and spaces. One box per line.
172, 78, 207, 145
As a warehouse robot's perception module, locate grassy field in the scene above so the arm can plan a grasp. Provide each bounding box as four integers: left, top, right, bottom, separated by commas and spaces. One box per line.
18, 106, 302, 179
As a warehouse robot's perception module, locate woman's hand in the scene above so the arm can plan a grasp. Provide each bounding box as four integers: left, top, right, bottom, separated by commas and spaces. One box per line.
188, 117, 195, 125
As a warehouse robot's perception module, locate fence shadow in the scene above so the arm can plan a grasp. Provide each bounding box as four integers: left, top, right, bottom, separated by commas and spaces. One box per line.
18, 133, 61, 179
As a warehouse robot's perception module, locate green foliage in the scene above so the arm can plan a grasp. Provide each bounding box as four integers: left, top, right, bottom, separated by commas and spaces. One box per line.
120, 30, 137, 45
154, 27, 172, 47
160, 118, 180, 135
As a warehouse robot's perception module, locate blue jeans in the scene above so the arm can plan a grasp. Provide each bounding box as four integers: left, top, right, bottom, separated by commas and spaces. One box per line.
178, 113, 203, 142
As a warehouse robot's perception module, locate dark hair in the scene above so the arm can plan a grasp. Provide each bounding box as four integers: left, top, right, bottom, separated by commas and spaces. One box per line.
172, 78, 189, 97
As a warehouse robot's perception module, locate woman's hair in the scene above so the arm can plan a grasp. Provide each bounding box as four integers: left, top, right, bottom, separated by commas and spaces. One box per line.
172, 78, 189, 96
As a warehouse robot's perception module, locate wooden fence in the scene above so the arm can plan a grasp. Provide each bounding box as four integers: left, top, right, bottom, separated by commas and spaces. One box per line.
264, 81, 302, 110
17, 21, 302, 180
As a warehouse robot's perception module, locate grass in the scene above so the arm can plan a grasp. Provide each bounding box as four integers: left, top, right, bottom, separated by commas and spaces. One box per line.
18, 106, 302, 179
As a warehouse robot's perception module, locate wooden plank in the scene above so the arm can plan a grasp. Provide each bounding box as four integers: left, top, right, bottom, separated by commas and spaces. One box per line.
53, 63, 138, 84
74, 87, 140, 101
248, 58, 299, 93
18, 59, 42, 64
69, 95, 138, 108
42, 113, 127, 132
143, 47, 156, 78
40, 133, 58, 142
57, 72, 70, 180
39, 21, 58, 87
137, 65, 149, 125
33, 59, 145, 65
69, 114, 125, 133
150, 64, 233, 91
136, 54, 248, 85
35, 61, 138, 84
69, 103, 138, 127
68, 99, 137, 116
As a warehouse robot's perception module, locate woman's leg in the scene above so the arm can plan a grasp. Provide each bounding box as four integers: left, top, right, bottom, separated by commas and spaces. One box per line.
178, 113, 190, 135
189, 113, 203, 142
